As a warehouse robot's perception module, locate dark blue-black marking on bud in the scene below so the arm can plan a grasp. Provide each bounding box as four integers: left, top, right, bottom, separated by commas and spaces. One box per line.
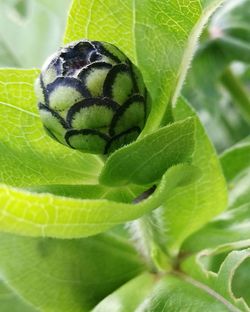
35, 40, 148, 154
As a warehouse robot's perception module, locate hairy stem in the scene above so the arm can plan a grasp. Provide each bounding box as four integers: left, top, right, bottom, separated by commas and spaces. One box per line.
127, 187, 173, 273
128, 214, 172, 273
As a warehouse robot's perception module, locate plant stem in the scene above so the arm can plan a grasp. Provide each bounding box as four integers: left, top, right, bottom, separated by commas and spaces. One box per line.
221, 68, 250, 124
133, 185, 156, 204
129, 187, 175, 273
129, 187, 172, 273
128, 215, 172, 273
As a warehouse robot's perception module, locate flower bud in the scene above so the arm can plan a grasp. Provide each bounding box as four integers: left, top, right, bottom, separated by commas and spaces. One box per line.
35, 40, 148, 154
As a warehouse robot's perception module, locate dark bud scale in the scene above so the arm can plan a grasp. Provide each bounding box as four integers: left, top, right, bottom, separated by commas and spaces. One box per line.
35, 40, 148, 154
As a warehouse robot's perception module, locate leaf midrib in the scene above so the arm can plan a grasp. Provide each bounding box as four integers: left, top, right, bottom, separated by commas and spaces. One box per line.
0, 100, 39, 118
173, 271, 242, 312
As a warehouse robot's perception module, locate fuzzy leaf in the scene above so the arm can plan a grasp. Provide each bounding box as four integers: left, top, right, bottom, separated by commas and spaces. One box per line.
93, 272, 235, 311
183, 203, 250, 253
26, 184, 144, 203
100, 118, 195, 186
0, 232, 144, 312
154, 97, 228, 255
0, 163, 196, 238
182, 248, 250, 311
183, 137, 250, 252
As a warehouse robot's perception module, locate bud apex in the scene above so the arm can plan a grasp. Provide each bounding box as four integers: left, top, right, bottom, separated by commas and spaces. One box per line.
35, 40, 148, 154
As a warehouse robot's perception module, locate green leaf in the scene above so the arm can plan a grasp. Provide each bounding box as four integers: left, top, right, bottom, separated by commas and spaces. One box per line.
93, 273, 155, 312
0, 281, 36, 312
220, 136, 250, 182
100, 118, 195, 186
182, 248, 250, 311
215, 249, 250, 311
182, 203, 250, 253
64, 0, 225, 134
0, 163, 195, 238
0, 232, 145, 312
0, 0, 71, 67
0, 68, 102, 186
220, 137, 250, 208
93, 272, 235, 311
140, 274, 239, 312
156, 97, 228, 255
26, 184, 144, 203
183, 138, 250, 253
232, 257, 250, 307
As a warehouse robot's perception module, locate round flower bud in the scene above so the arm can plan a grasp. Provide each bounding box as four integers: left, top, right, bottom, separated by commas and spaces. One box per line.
35, 40, 148, 154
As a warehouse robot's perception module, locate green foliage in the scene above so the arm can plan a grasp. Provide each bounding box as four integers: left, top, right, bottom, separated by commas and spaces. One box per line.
100, 117, 195, 186
93, 273, 232, 312
182, 203, 250, 253
0, 163, 197, 238
0, 281, 35, 312
157, 97, 227, 255
0, 233, 144, 312
181, 248, 250, 311
1, 0, 250, 311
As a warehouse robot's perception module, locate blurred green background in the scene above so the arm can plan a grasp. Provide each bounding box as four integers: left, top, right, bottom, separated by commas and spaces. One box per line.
0, 0, 71, 67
